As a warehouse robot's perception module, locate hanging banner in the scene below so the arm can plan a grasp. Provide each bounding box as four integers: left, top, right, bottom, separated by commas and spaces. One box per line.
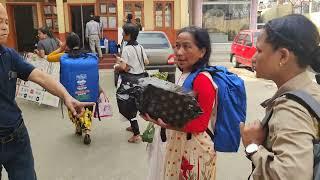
16, 53, 60, 107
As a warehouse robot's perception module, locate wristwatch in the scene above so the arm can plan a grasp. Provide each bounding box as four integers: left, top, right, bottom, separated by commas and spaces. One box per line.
245, 143, 259, 160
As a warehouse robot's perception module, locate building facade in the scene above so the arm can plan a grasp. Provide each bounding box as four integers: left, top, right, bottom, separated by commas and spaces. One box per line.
190, 0, 320, 43
189, 0, 258, 43
2, 0, 189, 52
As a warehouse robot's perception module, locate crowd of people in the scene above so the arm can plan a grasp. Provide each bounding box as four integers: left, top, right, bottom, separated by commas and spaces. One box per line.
0, 1, 320, 179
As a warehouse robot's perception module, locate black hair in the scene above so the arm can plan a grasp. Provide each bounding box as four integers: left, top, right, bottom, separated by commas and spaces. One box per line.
38, 27, 54, 39
94, 16, 100, 23
127, 14, 133, 23
177, 26, 212, 72
123, 23, 139, 46
66, 32, 88, 58
264, 14, 320, 73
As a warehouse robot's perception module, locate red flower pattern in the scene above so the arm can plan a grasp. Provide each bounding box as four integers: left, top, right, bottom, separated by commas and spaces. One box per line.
180, 156, 194, 179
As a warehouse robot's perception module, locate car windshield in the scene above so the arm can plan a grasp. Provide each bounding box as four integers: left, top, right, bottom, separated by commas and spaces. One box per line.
253, 32, 260, 45
137, 33, 170, 49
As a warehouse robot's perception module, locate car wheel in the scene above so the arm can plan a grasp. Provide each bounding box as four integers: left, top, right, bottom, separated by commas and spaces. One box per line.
231, 55, 240, 68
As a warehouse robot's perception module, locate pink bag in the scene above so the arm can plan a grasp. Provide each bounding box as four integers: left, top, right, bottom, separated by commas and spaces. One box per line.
94, 93, 112, 118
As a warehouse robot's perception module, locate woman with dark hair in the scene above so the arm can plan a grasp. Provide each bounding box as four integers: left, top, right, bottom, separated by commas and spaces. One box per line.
47, 32, 104, 145
142, 26, 217, 180
114, 23, 149, 143
135, 18, 142, 31
35, 27, 60, 58
125, 14, 133, 23
240, 14, 320, 180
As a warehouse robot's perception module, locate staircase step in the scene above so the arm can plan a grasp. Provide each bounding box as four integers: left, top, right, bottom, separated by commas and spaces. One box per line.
99, 54, 117, 69
99, 63, 115, 69
101, 58, 116, 63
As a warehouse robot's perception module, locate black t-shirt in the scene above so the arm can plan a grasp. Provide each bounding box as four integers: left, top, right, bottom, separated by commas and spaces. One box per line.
0, 46, 35, 128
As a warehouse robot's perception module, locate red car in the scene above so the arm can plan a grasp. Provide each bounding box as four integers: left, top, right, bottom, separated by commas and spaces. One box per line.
230, 30, 260, 70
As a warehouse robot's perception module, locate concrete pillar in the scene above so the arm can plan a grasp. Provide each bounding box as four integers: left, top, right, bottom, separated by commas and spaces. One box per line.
250, 0, 258, 30
193, 0, 203, 27
180, 0, 189, 28
56, 0, 66, 41
36, 3, 43, 28
144, 0, 153, 30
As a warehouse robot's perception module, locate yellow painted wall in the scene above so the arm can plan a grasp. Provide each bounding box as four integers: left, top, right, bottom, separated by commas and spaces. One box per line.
61, 0, 186, 33
174, 0, 180, 29
36, 2, 43, 27
64, 3, 70, 32
180, 0, 189, 28
144, 0, 153, 30
143, 0, 186, 30
56, 0, 65, 33
261, 4, 292, 22
67, 0, 96, 3
118, 0, 124, 28
0, 0, 6, 7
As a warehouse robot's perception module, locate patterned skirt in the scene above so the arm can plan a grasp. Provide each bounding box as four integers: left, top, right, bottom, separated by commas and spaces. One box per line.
163, 130, 216, 180
68, 106, 94, 131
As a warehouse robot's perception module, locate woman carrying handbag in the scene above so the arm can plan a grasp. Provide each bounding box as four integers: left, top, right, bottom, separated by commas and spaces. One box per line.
114, 23, 149, 143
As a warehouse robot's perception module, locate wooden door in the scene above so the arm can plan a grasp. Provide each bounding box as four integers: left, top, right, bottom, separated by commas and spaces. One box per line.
154, 1, 175, 44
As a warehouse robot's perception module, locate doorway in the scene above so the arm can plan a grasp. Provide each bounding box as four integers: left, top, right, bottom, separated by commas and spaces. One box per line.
13, 5, 38, 52
70, 5, 95, 49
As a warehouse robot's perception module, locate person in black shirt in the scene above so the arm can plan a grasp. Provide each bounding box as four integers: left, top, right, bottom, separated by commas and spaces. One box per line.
0, 4, 93, 179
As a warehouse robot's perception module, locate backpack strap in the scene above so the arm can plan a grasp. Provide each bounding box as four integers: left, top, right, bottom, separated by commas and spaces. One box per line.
284, 90, 320, 119
249, 90, 320, 180
186, 71, 218, 141
262, 90, 320, 126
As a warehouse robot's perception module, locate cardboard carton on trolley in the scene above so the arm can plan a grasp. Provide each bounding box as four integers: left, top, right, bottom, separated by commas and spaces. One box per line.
16, 53, 60, 107
16, 86, 29, 99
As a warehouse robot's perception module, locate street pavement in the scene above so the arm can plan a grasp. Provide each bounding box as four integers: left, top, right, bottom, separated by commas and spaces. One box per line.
3, 61, 316, 180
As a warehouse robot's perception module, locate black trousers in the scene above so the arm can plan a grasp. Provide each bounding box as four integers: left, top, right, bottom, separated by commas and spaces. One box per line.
129, 119, 140, 136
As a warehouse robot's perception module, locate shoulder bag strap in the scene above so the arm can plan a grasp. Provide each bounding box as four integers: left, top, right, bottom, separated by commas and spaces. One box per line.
132, 45, 146, 73
249, 90, 320, 180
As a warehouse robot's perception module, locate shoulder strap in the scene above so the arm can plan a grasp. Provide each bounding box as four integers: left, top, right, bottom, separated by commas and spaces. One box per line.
253, 90, 320, 180
132, 45, 146, 72
284, 90, 320, 119
262, 90, 320, 126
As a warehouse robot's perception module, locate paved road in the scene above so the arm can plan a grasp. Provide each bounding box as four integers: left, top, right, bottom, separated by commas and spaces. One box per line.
1, 62, 291, 180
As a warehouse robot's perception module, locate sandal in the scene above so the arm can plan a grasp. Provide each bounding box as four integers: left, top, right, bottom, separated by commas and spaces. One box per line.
128, 135, 142, 143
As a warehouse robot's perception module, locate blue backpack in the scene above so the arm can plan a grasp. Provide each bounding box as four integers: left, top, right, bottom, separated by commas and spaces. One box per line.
183, 66, 247, 152
60, 53, 99, 103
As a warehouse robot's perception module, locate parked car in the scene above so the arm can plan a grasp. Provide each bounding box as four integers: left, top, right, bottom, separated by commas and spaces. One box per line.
114, 31, 175, 86
230, 30, 260, 70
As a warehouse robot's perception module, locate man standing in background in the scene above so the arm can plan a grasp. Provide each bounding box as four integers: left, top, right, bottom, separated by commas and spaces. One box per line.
85, 15, 102, 60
